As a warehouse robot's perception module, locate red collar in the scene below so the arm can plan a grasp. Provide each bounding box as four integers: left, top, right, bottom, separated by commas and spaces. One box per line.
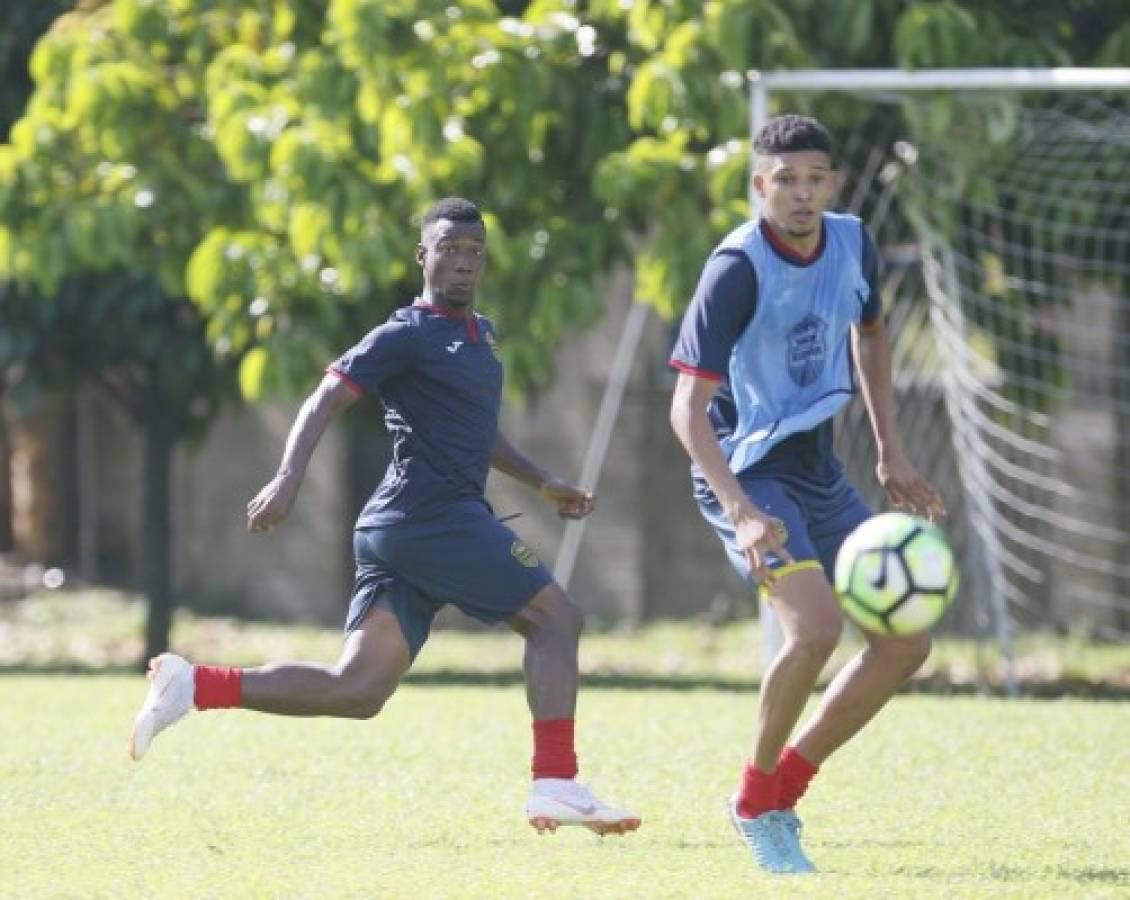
412, 302, 479, 341
759, 218, 825, 266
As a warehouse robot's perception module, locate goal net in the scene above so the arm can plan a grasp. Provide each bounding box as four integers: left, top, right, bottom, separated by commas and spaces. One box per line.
753, 70, 1130, 664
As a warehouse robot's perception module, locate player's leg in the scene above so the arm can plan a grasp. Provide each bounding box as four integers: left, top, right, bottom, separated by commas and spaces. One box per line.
754, 569, 843, 772
237, 601, 412, 717
700, 479, 824, 872
128, 601, 414, 760
128, 528, 429, 760
374, 503, 639, 835
508, 581, 581, 722
508, 582, 641, 836
789, 628, 931, 766
776, 476, 931, 808
701, 480, 835, 814
726, 567, 835, 873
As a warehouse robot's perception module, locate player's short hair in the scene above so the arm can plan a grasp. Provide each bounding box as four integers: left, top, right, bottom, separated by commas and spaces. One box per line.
754, 115, 834, 160
421, 197, 484, 234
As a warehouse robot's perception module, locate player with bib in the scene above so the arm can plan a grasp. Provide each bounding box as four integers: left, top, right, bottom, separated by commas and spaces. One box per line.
669, 116, 945, 873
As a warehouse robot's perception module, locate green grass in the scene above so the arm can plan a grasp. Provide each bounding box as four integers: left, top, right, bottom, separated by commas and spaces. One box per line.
1, 592, 1128, 897
1, 678, 1127, 898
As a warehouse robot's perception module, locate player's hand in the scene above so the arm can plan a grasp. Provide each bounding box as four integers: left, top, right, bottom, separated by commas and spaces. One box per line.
877, 454, 946, 522
733, 505, 793, 587
538, 477, 595, 520
247, 473, 299, 533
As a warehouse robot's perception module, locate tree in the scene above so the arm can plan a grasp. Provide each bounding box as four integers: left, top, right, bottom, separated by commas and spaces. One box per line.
0, 2, 73, 554
0, 1, 247, 659
11, 0, 1126, 391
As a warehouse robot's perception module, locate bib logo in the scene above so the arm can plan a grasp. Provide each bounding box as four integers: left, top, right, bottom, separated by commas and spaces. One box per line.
511, 539, 539, 568
786, 314, 827, 387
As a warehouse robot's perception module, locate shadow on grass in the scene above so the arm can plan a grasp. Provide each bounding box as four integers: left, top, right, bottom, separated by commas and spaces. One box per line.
1056, 866, 1130, 885
816, 839, 927, 850
2, 664, 1129, 699
876, 863, 1130, 885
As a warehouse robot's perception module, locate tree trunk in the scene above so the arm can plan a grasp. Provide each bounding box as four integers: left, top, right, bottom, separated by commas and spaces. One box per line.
0, 386, 12, 553
140, 409, 175, 663
9, 392, 73, 565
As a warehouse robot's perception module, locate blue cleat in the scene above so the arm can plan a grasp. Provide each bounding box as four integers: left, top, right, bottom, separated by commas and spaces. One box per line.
777, 808, 817, 873
727, 798, 815, 874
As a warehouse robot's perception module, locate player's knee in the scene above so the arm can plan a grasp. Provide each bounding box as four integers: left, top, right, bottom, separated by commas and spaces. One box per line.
892, 631, 932, 672
515, 586, 584, 641
529, 597, 583, 643
554, 595, 585, 638
339, 685, 392, 720
332, 667, 397, 719
788, 619, 842, 663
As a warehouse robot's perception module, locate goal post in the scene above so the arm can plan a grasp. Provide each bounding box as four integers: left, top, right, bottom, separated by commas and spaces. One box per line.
749, 69, 1130, 693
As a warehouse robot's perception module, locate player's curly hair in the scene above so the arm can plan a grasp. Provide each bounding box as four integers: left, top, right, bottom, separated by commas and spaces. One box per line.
754, 115, 834, 158
421, 197, 484, 232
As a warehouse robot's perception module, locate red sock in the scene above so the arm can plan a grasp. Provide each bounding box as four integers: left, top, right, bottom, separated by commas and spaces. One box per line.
193, 665, 243, 710
736, 762, 780, 819
531, 718, 578, 780
777, 746, 819, 809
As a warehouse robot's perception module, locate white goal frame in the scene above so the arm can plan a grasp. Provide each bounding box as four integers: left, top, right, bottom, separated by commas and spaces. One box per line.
750, 68, 1130, 694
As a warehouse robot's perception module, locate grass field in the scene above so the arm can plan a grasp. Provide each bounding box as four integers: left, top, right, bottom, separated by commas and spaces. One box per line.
1, 680, 1127, 898
2, 594, 1128, 898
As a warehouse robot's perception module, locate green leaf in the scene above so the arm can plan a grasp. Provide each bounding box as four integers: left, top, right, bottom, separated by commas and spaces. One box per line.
238, 345, 269, 401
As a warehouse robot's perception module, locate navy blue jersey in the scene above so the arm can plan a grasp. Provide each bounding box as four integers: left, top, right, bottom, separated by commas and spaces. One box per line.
670, 218, 881, 482
329, 302, 503, 527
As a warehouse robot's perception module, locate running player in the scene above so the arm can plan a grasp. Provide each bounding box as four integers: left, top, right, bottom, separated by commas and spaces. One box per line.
129, 197, 640, 837
669, 115, 944, 872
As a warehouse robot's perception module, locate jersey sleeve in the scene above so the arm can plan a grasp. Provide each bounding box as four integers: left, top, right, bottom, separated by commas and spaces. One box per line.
327, 319, 422, 396
860, 225, 882, 326
668, 250, 758, 381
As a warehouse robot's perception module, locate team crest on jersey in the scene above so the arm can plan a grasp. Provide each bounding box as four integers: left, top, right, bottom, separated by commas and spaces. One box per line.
511, 539, 539, 568
786, 314, 827, 387
485, 330, 501, 360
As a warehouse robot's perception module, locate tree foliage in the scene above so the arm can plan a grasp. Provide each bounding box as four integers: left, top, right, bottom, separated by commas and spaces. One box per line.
3, 1, 1128, 398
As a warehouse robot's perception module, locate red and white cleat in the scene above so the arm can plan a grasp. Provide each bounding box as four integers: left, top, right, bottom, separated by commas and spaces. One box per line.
526, 778, 642, 836
128, 653, 194, 761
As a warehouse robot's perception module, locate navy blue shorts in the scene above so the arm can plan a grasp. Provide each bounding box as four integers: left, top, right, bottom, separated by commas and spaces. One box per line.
698, 471, 872, 589
345, 500, 555, 660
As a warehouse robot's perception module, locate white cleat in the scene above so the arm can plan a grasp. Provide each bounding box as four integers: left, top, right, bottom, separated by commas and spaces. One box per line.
526, 778, 642, 836
128, 653, 195, 761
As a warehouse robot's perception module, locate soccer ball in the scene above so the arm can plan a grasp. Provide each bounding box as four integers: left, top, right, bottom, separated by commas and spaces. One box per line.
834, 512, 958, 635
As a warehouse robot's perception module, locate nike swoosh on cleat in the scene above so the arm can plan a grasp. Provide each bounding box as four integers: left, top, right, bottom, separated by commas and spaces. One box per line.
553, 798, 597, 816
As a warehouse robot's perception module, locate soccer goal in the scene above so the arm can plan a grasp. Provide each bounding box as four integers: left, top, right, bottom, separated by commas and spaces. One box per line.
751, 68, 1130, 691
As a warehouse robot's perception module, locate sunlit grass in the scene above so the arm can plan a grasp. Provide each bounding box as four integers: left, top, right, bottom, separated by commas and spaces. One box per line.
0, 676, 1127, 898
2, 591, 1127, 896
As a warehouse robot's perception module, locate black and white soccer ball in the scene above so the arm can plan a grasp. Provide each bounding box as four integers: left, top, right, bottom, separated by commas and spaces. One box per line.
834, 512, 958, 635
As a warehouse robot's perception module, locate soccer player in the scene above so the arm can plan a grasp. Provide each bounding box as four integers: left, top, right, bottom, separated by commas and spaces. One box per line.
128, 197, 640, 837
668, 115, 945, 873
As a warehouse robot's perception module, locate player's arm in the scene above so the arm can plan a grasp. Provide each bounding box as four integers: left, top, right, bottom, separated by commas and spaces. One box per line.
490, 433, 594, 520
668, 250, 791, 583
669, 373, 791, 584
247, 373, 359, 532
852, 319, 945, 521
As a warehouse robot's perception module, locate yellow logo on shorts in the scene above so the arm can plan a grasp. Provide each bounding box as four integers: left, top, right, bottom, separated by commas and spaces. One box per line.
511, 539, 539, 568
